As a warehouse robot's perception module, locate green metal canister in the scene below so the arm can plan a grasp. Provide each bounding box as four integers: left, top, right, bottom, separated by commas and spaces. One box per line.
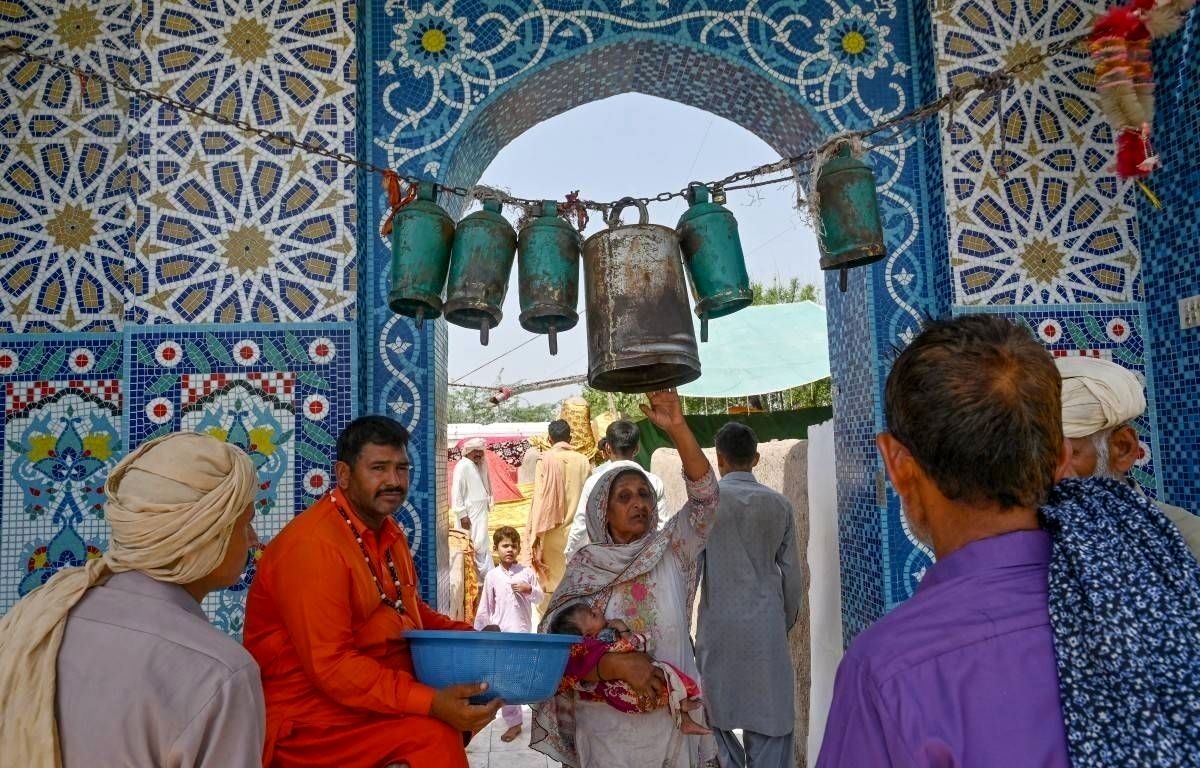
516, 199, 581, 355
387, 181, 455, 323
676, 183, 752, 341
443, 199, 517, 345
815, 142, 887, 292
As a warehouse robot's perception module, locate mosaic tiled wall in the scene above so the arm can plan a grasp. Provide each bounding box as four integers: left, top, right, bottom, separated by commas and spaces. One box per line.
360, 0, 946, 633
929, 1, 1189, 507
0, 324, 356, 626
0, 334, 124, 602
123, 324, 355, 632
0, 0, 364, 624
1139, 21, 1200, 510
934, 0, 1142, 306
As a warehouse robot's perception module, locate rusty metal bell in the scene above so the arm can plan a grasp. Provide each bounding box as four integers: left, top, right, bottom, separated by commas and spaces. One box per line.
815, 142, 887, 292
516, 200, 581, 355
387, 181, 455, 324
583, 198, 701, 393
443, 199, 517, 345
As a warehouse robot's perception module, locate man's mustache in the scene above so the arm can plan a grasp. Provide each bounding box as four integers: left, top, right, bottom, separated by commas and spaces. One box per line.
376, 488, 406, 497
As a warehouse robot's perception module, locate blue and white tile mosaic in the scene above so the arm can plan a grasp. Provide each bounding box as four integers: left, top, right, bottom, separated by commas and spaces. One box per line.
0, 333, 123, 610
933, 0, 1143, 306
1138, 21, 1200, 511
127, 0, 358, 325
122, 323, 356, 633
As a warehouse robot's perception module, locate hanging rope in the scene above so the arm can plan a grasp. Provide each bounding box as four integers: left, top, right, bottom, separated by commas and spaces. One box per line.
0, 29, 1088, 215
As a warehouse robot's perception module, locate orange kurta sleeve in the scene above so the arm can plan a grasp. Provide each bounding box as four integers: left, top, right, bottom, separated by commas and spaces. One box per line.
269, 536, 438, 716
418, 600, 474, 631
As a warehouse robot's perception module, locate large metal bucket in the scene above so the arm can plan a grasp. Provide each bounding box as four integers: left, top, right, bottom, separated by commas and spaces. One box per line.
583, 199, 701, 393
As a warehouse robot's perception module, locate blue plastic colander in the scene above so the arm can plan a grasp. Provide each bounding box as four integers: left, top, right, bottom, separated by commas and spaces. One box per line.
405, 630, 581, 704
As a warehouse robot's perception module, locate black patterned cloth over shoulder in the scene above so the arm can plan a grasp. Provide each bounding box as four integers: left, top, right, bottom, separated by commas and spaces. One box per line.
1040, 477, 1200, 767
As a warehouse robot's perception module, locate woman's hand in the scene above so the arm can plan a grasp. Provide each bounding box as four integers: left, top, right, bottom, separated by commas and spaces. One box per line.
639, 390, 686, 435
595, 652, 666, 707
642, 389, 710, 482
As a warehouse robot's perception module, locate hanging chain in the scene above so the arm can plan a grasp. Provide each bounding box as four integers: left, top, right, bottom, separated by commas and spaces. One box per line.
0, 28, 1089, 216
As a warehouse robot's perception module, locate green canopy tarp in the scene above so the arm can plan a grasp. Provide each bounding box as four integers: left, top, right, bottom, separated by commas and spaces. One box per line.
632, 407, 833, 469
678, 301, 829, 398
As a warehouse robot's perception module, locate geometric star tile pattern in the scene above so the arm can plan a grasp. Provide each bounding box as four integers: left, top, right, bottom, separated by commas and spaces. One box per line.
0, 1, 133, 332
934, 0, 1143, 305
128, 0, 358, 324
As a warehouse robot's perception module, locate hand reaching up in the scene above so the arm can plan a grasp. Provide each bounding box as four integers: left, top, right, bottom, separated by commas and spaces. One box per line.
639, 389, 686, 434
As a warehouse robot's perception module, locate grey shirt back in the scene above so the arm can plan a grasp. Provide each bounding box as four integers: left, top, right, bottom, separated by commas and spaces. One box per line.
696, 471, 804, 736
56, 571, 265, 768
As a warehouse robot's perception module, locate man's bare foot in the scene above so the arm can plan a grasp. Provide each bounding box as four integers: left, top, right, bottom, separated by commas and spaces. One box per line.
501, 724, 522, 743
680, 698, 703, 712
679, 713, 712, 736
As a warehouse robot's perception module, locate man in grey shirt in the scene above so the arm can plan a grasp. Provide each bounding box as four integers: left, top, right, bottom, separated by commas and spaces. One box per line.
0, 432, 265, 767
697, 422, 804, 768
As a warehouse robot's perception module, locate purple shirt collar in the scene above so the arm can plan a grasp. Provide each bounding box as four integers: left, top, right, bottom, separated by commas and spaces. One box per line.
918, 529, 1051, 593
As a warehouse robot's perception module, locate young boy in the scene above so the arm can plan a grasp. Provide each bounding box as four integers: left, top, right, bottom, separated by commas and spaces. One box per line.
474, 526, 543, 742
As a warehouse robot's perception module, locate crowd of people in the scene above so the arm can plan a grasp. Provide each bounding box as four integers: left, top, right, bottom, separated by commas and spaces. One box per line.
0, 313, 1198, 767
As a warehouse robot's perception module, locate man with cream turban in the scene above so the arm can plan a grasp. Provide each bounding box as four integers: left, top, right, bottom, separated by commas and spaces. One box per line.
0, 432, 264, 768
1056, 355, 1200, 558
451, 436, 494, 578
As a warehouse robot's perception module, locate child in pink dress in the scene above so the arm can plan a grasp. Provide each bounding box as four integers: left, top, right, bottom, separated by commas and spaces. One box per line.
550, 602, 711, 736
474, 526, 543, 742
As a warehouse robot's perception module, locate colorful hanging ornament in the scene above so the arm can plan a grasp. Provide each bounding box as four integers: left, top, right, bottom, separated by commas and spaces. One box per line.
1089, 0, 1195, 182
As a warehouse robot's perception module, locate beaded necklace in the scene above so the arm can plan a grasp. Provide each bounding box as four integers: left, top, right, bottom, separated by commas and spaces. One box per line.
333, 494, 405, 615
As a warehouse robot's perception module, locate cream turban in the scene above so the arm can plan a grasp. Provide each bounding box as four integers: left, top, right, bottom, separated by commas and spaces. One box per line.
1056, 356, 1146, 439
0, 432, 257, 768
463, 437, 486, 453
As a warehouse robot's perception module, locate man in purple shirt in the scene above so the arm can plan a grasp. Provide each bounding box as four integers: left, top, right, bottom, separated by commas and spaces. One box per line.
817, 314, 1074, 767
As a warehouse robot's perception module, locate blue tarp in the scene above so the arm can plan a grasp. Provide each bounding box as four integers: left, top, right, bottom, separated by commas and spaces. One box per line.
678, 301, 830, 398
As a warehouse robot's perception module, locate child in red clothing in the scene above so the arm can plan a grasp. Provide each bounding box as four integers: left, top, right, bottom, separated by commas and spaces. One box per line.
550, 602, 710, 735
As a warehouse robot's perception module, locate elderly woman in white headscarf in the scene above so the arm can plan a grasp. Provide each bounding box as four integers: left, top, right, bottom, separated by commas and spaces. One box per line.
0, 432, 265, 768
531, 391, 721, 768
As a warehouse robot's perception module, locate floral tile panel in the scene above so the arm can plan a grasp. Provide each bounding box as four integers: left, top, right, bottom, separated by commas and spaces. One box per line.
124, 323, 355, 634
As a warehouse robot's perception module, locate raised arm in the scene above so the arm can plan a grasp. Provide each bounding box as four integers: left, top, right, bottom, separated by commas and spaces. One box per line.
640, 390, 719, 560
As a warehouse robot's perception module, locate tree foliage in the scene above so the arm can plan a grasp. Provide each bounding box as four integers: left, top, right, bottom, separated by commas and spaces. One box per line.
580, 386, 646, 421
447, 384, 557, 425
750, 277, 820, 306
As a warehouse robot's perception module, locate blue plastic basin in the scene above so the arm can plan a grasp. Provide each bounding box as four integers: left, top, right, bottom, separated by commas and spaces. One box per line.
405, 630, 581, 704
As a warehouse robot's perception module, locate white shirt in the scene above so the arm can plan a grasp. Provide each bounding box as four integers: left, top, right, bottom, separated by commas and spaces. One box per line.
450, 457, 492, 517
563, 460, 668, 561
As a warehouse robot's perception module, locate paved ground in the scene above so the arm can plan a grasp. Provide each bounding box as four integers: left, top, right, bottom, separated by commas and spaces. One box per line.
467, 706, 555, 768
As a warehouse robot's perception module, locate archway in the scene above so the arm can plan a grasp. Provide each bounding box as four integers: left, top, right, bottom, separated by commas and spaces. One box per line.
360, 5, 940, 637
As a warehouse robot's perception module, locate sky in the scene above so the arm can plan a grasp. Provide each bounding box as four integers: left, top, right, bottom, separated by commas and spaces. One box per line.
447, 93, 824, 406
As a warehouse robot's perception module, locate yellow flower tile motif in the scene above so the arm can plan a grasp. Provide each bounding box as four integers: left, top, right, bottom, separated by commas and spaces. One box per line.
82, 433, 113, 461
26, 434, 57, 462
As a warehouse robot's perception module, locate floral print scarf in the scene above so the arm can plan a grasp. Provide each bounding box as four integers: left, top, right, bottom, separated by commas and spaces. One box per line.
1040, 477, 1200, 766
530, 467, 716, 767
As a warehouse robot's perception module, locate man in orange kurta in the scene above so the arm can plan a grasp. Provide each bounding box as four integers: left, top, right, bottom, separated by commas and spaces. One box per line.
245, 416, 502, 767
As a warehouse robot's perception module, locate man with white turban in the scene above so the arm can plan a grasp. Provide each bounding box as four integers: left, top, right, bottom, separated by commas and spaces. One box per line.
451, 436, 494, 578
1056, 355, 1200, 558
0, 432, 264, 768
